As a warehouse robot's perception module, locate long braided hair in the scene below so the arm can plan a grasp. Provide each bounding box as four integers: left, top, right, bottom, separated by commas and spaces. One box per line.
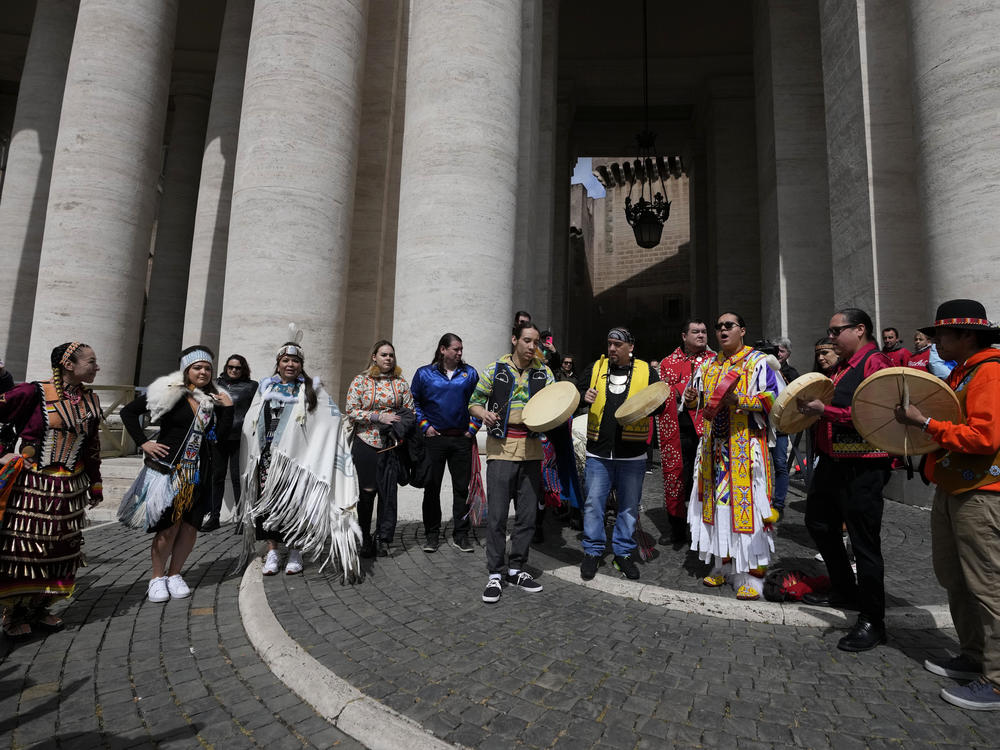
50, 342, 89, 400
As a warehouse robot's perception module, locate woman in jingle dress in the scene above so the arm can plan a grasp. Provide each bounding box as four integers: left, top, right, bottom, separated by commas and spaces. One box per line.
0, 342, 103, 637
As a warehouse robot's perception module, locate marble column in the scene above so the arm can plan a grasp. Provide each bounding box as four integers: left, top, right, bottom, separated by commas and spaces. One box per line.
219, 0, 368, 392
393, 0, 523, 373
706, 77, 761, 334
182, 0, 253, 356
139, 76, 212, 383
25, 0, 177, 384
752, 0, 833, 361
908, 0, 1000, 305
0, 0, 78, 380
340, 0, 407, 389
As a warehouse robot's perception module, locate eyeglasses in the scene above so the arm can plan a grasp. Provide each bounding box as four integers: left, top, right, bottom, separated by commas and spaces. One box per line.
827, 324, 857, 337
714, 321, 739, 331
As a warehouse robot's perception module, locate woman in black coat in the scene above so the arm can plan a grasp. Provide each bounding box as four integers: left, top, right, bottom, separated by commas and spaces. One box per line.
203, 354, 258, 531
120, 346, 232, 603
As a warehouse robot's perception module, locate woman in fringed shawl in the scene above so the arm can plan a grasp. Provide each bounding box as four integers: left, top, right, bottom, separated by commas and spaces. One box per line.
0, 342, 103, 638
685, 312, 781, 601
119, 346, 233, 603
345, 340, 414, 558
236, 335, 360, 580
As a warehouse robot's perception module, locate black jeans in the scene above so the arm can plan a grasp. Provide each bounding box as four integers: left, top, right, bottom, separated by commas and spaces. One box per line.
485, 459, 540, 574
422, 434, 473, 540
352, 438, 398, 544
211, 439, 241, 521
805, 455, 890, 624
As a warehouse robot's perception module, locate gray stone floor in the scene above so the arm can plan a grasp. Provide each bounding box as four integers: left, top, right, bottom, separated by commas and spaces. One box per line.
1, 470, 993, 749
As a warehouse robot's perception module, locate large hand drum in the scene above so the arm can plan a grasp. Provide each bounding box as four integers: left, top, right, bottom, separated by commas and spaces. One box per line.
771, 373, 835, 433
851, 367, 962, 455
614, 381, 670, 425
702, 371, 740, 421
521, 381, 581, 433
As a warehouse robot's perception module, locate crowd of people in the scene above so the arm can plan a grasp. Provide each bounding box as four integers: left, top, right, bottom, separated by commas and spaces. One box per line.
0, 298, 997, 712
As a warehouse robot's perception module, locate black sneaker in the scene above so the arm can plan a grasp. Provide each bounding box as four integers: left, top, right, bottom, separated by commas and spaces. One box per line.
612, 554, 640, 580
482, 576, 503, 603
580, 554, 601, 580
506, 570, 543, 593
450, 536, 474, 553
422, 534, 439, 553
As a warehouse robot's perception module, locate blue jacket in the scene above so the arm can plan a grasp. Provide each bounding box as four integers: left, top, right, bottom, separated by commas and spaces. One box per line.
410, 362, 481, 435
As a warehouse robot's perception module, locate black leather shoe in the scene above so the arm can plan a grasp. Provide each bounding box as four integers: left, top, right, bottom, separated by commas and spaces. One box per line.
199, 517, 221, 533
837, 618, 886, 652
376, 540, 389, 557
802, 591, 860, 609
359, 540, 376, 559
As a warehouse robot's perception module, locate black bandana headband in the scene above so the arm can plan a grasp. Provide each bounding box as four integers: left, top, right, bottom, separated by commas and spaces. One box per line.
607, 327, 634, 345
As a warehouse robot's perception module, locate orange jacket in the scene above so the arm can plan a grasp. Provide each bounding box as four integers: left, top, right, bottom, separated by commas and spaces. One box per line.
926, 348, 1000, 492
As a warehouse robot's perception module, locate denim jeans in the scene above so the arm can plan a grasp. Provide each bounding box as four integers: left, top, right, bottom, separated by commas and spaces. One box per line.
770, 433, 789, 510
582, 457, 647, 556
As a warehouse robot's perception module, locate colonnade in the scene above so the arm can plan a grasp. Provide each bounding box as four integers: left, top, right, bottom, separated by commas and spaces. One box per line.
0, 0, 998, 388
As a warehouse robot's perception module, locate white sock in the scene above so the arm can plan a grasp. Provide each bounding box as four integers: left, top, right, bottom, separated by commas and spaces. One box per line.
508, 568, 520, 577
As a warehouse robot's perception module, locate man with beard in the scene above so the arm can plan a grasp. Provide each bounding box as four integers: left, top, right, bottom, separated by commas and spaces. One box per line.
578, 328, 662, 581
656, 319, 714, 543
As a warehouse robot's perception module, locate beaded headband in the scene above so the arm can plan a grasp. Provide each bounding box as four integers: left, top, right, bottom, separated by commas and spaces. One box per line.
59, 342, 84, 368
277, 344, 304, 361
180, 349, 214, 371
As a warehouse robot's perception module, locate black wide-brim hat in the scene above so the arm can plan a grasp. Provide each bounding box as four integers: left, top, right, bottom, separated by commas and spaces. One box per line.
920, 298, 1000, 341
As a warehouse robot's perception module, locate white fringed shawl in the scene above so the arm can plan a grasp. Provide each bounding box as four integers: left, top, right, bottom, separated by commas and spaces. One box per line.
236, 377, 361, 579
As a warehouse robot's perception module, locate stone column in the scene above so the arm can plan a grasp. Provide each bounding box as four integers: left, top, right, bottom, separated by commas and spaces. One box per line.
25, 0, 177, 383
219, 0, 368, 391
139, 76, 212, 383
706, 78, 761, 334
0, 0, 78, 380
340, 0, 407, 389
182, 0, 253, 356
753, 0, 833, 361
392, 0, 522, 373
908, 1, 1000, 304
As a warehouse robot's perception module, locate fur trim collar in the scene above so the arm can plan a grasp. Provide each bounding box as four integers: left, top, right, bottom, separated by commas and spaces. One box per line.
145, 370, 228, 423
366, 365, 403, 379
258, 375, 323, 403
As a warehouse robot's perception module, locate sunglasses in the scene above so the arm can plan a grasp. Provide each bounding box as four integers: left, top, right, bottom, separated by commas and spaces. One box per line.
827, 324, 858, 337
226, 365, 243, 371
714, 321, 740, 331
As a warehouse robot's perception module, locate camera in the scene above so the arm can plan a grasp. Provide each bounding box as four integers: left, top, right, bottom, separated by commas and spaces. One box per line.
752, 339, 780, 357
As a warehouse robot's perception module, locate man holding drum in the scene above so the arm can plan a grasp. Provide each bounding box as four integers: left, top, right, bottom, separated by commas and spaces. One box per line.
469, 321, 554, 604
578, 328, 663, 581
797, 308, 892, 652
894, 299, 1000, 710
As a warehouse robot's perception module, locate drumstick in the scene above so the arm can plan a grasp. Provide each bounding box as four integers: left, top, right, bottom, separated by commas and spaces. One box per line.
901, 377, 911, 455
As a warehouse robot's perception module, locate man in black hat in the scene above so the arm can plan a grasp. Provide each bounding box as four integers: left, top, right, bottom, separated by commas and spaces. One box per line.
895, 299, 1000, 711
577, 328, 662, 581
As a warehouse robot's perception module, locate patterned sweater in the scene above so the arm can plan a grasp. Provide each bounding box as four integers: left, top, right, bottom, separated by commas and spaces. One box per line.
345, 369, 414, 449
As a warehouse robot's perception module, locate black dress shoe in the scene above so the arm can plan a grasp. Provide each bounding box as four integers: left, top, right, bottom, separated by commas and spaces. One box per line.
359, 540, 376, 559
837, 617, 886, 652
376, 540, 389, 557
802, 591, 860, 609
199, 517, 221, 533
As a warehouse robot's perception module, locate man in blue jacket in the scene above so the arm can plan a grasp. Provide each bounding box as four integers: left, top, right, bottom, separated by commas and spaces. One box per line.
410, 333, 481, 553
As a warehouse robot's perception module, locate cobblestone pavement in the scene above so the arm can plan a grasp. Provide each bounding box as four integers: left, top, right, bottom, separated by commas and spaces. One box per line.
1, 524, 360, 749
0, 470, 992, 749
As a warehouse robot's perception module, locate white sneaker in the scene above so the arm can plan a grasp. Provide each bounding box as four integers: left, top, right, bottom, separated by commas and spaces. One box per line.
166, 574, 191, 599
147, 576, 169, 603
262, 549, 281, 576
285, 549, 303, 575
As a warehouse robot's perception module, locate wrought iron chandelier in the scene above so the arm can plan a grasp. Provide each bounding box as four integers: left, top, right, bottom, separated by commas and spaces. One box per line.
624, 0, 670, 249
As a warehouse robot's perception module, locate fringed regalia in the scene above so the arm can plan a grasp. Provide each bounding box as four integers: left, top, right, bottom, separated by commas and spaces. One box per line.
688, 347, 778, 586
0, 381, 102, 608
236, 377, 361, 580
118, 373, 228, 532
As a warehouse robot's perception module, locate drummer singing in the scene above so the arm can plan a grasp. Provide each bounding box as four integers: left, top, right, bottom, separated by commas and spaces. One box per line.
468, 321, 555, 604
894, 299, 1000, 711
577, 327, 663, 581
797, 307, 892, 652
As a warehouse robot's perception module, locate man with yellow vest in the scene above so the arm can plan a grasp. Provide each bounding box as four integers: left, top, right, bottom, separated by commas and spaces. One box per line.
578, 328, 663, 581
894, 299, 1000, 711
